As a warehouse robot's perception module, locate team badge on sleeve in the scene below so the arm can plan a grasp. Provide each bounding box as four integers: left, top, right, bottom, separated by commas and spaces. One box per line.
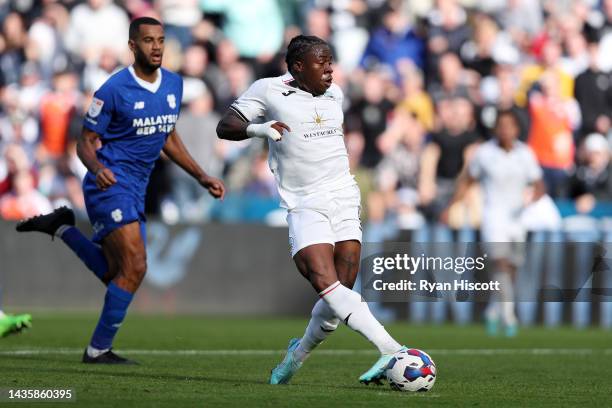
88, 97, 104, 118
167, 94, 176, 109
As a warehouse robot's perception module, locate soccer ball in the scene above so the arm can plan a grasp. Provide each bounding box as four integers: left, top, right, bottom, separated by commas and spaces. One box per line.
385, 348, 436, 392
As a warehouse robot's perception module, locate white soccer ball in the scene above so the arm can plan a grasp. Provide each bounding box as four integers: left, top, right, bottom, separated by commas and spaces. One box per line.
385, 348, 436, 392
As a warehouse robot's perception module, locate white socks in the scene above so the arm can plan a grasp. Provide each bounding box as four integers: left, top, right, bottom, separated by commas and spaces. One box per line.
295, 299, 339, 362
487, 271, 517, 326
319, 281, 401, 355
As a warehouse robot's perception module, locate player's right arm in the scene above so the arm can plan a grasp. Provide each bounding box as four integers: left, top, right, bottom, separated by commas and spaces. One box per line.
216, 78, 290, 141
80, 83, 117, 190
77, 129, 116, 190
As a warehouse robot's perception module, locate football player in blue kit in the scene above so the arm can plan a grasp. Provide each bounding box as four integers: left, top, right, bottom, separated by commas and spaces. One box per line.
16, 17, 225, 364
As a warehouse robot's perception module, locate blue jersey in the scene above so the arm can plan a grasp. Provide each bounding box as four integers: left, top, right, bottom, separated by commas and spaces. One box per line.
83, 66, 183, 194
82, 66, 182, 243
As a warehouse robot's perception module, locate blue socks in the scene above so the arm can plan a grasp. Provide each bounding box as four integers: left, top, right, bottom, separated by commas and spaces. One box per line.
60, 227, 108, 282
90, 282, 134, 351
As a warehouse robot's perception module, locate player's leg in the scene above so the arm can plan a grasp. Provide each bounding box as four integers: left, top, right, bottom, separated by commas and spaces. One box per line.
486, 257, 517, 336
83, 221, 146, 364
292, 239, 360, 362
16, 207, 109, 282
296, 244, 403, 384
0, 287, 32, 338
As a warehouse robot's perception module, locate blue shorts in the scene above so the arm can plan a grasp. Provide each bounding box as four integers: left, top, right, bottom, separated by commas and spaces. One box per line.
83, 174, 147, 244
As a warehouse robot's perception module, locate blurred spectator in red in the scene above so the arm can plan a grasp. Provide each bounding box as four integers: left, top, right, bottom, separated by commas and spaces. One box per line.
0, 170, 52, 220
38, 71, 81, 162
0, 143, 31, 197
567, 133, 611, 214
527, 69, 580, 197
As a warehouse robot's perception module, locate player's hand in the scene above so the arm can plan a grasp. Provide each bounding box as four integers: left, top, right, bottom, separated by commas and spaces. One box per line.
246, 120, 290, 142
95, 167, 116, 190
200, 175, 226, 200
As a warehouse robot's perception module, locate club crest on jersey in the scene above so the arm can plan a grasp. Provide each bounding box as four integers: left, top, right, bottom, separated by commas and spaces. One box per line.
111, 209, 123, 223
88, 97, 104, 118
167, 94, 176, 109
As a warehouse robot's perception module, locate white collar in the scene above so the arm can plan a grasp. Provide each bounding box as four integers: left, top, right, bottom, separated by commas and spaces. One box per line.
128, 65, 162, 93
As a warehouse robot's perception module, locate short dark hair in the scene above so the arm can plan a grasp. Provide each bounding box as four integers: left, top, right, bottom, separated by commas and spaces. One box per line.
495, 109, 520, 127
285, 35, 328, 74
129, 17, 162, 40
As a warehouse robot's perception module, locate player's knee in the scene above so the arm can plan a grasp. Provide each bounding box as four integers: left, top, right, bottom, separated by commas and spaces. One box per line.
131, 253, 147, 280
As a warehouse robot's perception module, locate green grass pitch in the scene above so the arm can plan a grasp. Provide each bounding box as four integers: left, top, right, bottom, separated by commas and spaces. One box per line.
1, 314, 611, 407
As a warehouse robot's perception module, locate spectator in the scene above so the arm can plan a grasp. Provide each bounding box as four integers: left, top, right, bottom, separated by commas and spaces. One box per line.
64, 0, 129, 64
359, 2, 425, 78
169, 83, 223, 221
156, 0, 201, 50
527, 69, 580, 197
347, 70, 394, 168
419, 96, 481, 221
479, 64, 530, 141
567, 133, 612, 214
0, 170, 52, 220
37, 71, 81, 162
201, 0, 284, 59
396, 62, 435, 131
425, 0, 471, 79
428, 52, 474, 103
460, 13, 519, 79
516, 40, 574, 106
1, 13, 27, 86
574, 35, 612, 140
369, 108, 426, 229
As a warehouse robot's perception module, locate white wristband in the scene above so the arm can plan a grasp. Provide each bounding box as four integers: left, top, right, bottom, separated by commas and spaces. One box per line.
246, 120, 283, 141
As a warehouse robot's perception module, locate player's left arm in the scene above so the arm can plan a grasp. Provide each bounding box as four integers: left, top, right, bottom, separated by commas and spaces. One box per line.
162, 129, 225, 199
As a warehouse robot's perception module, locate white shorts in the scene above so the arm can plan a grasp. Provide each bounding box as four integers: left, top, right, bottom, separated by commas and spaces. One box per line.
481, 213, 527, 266
287, 184, 362, 257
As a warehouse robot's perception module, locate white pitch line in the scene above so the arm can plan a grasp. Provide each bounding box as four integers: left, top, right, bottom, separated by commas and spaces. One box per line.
0, 348, 611, 356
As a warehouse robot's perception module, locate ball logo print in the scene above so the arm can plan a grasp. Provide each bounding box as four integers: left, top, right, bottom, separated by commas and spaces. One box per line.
167, 94, 176, 109
111, 209, 123, 223
385, 348, 436, 392
88, 98, 104, 118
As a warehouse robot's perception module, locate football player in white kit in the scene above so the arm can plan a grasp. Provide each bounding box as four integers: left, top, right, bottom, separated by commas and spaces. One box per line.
217, 35, 405, 385
444, 110, 545, 336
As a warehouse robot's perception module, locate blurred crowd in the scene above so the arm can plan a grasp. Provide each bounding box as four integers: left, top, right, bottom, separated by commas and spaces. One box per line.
0, 0, 611, 229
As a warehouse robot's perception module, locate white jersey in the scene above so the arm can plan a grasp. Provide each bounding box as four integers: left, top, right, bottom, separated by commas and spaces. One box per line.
231, 72, 356, 209
469, 140, 542, 233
